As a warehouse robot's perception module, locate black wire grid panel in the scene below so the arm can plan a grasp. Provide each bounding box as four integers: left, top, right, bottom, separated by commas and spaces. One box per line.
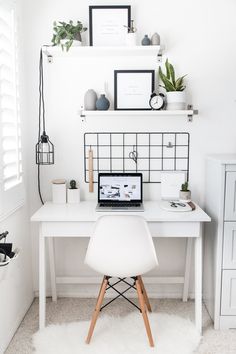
84, 132, 190, 183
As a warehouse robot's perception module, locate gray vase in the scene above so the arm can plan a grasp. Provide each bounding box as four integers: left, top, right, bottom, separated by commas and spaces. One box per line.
151, 32, 160, 45
96, 94, 110, 111
141, 34, 151, 46
84, 89, 97, 110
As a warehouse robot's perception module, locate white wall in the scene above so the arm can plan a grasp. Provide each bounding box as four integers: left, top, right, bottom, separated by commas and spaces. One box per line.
23, 0, 236, 297
0, 1, 34, 352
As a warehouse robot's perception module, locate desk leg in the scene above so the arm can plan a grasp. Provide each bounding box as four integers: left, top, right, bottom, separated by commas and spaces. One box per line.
195, 225, 203, 334
48, 238, 57, 302
183, 238, 193, 302
39, 224, 46, 330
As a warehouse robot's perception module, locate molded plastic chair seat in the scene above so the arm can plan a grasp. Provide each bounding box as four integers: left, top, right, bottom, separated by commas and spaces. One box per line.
85, 215, 158, 278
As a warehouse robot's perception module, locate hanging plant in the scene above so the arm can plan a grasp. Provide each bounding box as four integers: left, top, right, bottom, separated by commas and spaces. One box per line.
51, 20, 87, 51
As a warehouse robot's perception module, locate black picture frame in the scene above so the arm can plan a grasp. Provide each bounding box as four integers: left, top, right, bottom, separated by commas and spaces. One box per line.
89, 5, 131, 46
114, 70, 155, 110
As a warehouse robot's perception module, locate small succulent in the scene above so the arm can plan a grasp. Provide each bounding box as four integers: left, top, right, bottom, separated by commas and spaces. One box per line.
52, 20, 87, 51
159, 59, 187, 92
181, 181, 189, 192
70, 180, 77, 189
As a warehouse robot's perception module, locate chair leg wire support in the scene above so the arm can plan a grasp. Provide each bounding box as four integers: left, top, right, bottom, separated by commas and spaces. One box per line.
85, 275, 155, 347
100, 277, 141, 312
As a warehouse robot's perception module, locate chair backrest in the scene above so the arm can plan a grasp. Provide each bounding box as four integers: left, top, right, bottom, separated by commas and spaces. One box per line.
85, 215, 158, 278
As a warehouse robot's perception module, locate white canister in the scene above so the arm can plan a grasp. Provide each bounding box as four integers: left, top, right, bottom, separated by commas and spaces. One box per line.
67, 188, 80, 204
52, 179, 67, 204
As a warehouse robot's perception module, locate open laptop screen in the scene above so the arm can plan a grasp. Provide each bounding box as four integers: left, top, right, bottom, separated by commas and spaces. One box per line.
98, 173, 142, 202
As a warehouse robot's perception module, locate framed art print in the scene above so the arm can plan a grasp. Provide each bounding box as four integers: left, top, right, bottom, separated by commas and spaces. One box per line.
114, 70, 155, 110
89, 6, 131, 46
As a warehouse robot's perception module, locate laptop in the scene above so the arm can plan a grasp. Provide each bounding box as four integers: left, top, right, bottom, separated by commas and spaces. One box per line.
96, 173, 144, 211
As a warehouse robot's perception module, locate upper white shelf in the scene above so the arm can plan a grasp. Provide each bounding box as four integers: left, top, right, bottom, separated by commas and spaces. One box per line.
42, 45, 163, 61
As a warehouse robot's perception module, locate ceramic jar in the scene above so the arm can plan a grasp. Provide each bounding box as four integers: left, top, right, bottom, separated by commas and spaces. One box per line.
84, 89, 97, 110
52, 179, 67, 204
141, 34, 151, 45
151, 32, 160, 45
96, 94, 110, 111
166, 91, 186, 110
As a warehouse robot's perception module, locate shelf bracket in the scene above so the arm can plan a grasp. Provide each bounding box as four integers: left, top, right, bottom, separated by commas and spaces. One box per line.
157, 52, 162, 63
187, 104, 198, 122
80, 107, 86, 122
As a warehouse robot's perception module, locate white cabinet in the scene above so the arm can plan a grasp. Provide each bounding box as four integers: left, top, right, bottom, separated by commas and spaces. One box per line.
221, 270, 236, 315
225, 172, 236, 221
223, 223, 236, 269
204, 156, 236, 329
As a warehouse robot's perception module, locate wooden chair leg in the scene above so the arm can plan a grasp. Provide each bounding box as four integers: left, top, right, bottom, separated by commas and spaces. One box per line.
138, 276, 152, 313
86, 277, 108, 344
136, 277, 155, 347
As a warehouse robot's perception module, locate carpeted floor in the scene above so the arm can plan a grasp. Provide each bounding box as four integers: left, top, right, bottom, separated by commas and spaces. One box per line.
5, 298, 236, 354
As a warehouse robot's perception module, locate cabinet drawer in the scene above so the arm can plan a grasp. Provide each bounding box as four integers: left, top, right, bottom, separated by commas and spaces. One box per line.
221, 270, 236, 315
223, 223, 236, 269
225, 172, 236, 220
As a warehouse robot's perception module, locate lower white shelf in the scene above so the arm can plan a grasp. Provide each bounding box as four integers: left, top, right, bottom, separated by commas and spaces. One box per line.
80, 107, 198, 122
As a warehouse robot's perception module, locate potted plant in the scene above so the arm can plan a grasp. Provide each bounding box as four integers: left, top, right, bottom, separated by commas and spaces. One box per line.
52, 20, 87, 51
67, 180, 80, 204
179, 181, 191, 202
159, 59, 187, 110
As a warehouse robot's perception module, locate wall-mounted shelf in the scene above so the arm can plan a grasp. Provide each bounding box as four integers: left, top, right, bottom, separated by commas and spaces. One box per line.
80, 105, 198, 122
42, 45, 163, 63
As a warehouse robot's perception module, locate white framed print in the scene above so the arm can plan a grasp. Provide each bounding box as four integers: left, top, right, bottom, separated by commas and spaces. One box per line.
89, 6, 131, 46
114, 70, 155, 110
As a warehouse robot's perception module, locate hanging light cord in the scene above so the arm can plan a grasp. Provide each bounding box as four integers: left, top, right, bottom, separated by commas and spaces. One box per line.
37, 48, 45, 205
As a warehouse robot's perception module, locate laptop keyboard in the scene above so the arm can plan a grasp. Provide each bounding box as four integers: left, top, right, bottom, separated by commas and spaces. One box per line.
99, 202, 141, 208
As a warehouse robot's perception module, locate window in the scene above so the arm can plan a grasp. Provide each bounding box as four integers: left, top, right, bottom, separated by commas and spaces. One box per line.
0, 2, 24, 220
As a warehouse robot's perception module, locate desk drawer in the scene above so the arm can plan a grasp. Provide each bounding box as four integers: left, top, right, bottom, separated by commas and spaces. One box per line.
221, 270, 236, 316
225, 172, 236, 221
223, 222, 236, 269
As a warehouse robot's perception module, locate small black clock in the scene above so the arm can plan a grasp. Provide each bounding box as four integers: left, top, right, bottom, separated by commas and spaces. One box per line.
149, 92, 166, 110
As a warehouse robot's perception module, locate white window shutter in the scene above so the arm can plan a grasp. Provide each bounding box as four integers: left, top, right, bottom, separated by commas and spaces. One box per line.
0, 4, 24, 221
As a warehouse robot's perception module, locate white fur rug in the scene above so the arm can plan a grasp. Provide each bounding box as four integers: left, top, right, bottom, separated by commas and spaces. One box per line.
33, 312, 201, 354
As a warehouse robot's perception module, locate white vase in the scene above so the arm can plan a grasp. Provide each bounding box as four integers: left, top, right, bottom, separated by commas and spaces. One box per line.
67, 188, 80, 204
126, 33, 136, 46
84, 89, 97, 110
166, 91, 186, 110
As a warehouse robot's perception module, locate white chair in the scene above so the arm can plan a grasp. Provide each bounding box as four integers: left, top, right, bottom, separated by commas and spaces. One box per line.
85, 215, 158, 347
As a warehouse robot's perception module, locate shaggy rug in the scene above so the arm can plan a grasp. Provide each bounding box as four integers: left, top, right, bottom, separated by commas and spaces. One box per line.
33, 312, 201, 354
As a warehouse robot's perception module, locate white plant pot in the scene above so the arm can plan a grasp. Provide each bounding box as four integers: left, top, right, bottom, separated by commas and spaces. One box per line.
126, 33, 137, 46
179, 190, 191, 202
167, 91, 186, 110
67, 189, 80, 204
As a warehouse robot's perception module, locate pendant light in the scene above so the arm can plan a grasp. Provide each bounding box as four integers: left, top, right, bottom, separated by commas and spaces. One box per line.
36, 48, 54, 165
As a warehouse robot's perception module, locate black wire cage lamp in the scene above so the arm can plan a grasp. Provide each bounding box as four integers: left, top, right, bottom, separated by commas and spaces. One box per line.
36, 48, 54, 165
36, 48, 54, 204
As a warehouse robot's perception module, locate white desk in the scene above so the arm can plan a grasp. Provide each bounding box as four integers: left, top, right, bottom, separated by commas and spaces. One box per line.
31, 200, 210, 333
